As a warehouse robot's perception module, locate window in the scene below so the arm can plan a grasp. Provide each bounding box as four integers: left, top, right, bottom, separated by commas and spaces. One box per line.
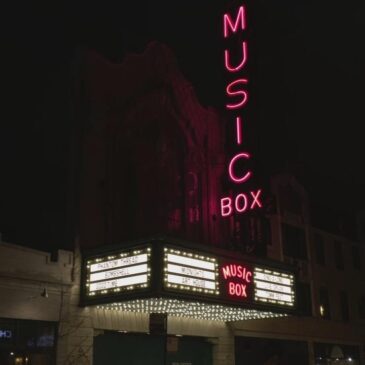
297, 282, 312, 316
358, 297, 365, 319
333, 241, 344, 270
0, 318, 56, 364
340, 291, 349, 321
236, 337, 308, 365
351, 245, 361, 270
319, 286, 331, 319
282, 223, 307, 260
278, 185, 302, 215
234, 216, 270, 257
315, 234, 325, 266
314, 343, 360, 365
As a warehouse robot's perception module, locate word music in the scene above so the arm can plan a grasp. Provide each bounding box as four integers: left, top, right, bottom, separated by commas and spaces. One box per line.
220, 3, 263, 217
222, 264, 252, 298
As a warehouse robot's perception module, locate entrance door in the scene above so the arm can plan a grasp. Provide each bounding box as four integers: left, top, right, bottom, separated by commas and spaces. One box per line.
94, 332, 164, 365
93, 332, 212, 365
166, 336, 212, 365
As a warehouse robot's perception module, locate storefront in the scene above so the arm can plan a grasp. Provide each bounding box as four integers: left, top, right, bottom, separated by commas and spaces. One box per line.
313, 343, 361, 365
0, 318, 57, 365
235, 336, 308, 365
93, 331, 213, 365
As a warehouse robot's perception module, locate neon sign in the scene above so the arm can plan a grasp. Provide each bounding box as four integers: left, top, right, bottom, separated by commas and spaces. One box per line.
220, 3, 263, 217
82, 242, 296, 313
221, 263, 253, 298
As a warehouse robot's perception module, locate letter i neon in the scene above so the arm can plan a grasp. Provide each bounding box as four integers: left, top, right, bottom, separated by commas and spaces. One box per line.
236, 116, 242, 145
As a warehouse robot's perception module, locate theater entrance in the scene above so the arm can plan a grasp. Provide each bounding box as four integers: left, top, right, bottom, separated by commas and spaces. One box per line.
93, 331, 212, 365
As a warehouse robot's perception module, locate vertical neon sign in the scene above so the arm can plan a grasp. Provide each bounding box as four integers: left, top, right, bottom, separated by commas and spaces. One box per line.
220, 3, 263, 218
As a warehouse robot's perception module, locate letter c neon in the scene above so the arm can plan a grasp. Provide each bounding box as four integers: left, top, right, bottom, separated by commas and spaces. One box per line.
228, 153, 252, 183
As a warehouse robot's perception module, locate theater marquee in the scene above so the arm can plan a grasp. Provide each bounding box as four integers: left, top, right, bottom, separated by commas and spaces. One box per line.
85, 247, 151, 297
81, 240, 296, 321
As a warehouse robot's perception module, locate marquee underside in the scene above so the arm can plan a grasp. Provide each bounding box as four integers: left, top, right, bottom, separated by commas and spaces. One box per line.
96, 298, 288, 322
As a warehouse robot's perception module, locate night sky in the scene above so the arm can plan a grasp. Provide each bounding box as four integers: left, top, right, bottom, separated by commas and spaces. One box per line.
1, 1, 364, 250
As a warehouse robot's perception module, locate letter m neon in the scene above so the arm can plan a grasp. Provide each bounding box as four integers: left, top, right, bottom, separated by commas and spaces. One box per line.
222, 265, 231, 279
224, 6, 246, 38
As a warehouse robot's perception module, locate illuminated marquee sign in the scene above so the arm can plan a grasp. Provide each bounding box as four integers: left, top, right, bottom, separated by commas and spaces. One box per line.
220, 2, 263, 217
162, 246, 295, 310
219, 261, 294, 308
253, 267, 295, 306
164, 247, 219, 295
85, 247, 151, 297
82, 241, 296, 313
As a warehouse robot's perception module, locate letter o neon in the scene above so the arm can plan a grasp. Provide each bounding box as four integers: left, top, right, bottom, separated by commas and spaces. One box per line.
235, 193, 248, 213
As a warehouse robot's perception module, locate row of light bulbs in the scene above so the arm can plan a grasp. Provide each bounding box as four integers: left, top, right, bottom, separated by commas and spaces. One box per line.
97, 298, 287, 322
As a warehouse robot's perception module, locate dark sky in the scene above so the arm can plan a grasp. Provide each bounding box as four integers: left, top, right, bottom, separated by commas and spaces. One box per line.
1, 1, 365, 249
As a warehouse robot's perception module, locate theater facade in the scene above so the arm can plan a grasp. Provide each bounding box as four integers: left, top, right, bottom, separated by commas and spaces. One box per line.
78, 237, 298, 365
1, 1, 364, 364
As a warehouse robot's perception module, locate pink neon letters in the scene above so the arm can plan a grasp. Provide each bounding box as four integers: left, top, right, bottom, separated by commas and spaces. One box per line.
236, 116, 242, 144
250, 189, 263, 209
228, 153, 251, 183
224, 41, 248, 72
235, 193, 248, 213
220, 3, 263, 218
221, 263, 252, 299
220, 189, 263, 217
221, 197, 233, 217
223, 6, 246, 38
226, 79, 248, 109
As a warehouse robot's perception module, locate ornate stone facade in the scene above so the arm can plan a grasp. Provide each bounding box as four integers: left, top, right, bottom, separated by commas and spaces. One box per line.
75, 42, 228, 248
